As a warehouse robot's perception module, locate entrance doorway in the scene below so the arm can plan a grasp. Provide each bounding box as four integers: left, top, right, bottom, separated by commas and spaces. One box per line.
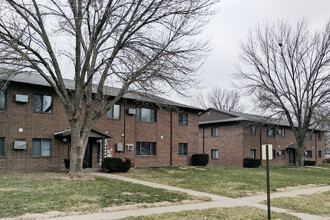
289, 150, 296, 165
84, 142, 93, 168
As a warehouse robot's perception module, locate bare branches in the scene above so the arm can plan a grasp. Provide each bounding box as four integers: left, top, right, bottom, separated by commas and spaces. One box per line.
236, 19, 330, 167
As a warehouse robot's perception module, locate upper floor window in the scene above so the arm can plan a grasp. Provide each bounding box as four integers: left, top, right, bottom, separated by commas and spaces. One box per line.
211, 126, 218, 137
279, 128, 285, 138
137, 108, 156, 123
32, 139, 51, 157
0, 137, 4, 157
178, 143, 188, 155
34, 95, 52, 113
136, 142, 156, 156
305, 132, 312, 141
179, 112, 188, 125
250, 125, 256, 136
267, 127, 275, 137
0, 90, 5, 109
317, 132, 322, 141
107, 104, 120, 119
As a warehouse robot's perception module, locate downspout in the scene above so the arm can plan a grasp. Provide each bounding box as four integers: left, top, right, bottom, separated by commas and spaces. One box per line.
315, 132, 317, 162
170, 112, 173, 165
202, 127, 205, 154
123, 101, 126, 152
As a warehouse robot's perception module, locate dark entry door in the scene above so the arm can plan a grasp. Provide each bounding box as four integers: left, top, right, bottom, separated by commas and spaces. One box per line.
84, 142, 93, 168
289, 150, 296, 165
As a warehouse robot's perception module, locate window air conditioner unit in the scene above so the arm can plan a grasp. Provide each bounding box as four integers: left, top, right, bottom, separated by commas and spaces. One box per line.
13, 141, 27, 150
126, 144, 134, 151
277, 130, 282, 135
126, 108, 136, 115
14, 94, 28, 103
277, 152, 281, 156
116, 143, 123, 152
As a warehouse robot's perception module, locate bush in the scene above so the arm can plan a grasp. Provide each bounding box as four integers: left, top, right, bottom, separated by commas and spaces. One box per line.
104, 157, 131, 172
304, 160, 316, 166
243, 158, 261, 168
63, 158, 88, 169
191, 154, 209, 166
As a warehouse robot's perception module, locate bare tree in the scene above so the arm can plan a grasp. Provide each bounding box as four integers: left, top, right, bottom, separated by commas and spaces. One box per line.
0, 0, 217, 177
236, 19, 330, 167
191, 87, 243, 111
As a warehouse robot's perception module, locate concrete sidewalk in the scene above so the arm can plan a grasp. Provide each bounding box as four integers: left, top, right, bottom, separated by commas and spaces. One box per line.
45, 172, 330, 220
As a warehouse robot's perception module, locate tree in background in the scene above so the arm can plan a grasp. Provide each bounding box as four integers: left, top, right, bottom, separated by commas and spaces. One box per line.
191, 86, 243, 111
0, 0, 217, 177
237, 19, 330, 167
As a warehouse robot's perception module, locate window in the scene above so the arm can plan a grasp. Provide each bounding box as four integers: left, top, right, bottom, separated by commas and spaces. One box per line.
318, 132, 322, 141
178, 143, 188, 155
211, 127, 218, 137
280, 128, 285, 138
0, 137, 4, 157
250, 149, 256, 159
306, 132, 312, 140
179, 112, 188, 125
318, 150, 322, 158
272, 150, 276, 159
281, 150, 285, 159
0, 90, 5, 109
306, 150, 312, 158
211, 149, 219, 159
137, 108, 156, 123
136, 142, 156, 155
107, 104, 120, 119
32, 139, 51, 157
34, 95, 52, 113
250, 125, 256, 136
267, 127, 275, 137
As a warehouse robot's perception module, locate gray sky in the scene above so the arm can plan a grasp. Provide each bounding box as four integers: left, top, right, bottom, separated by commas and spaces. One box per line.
170, 0, 330, 108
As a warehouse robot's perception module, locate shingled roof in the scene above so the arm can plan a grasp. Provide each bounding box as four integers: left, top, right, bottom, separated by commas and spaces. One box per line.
1, 73, 202, 111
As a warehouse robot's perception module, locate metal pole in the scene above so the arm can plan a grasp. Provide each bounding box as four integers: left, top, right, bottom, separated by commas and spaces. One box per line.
266, 144, 271, 220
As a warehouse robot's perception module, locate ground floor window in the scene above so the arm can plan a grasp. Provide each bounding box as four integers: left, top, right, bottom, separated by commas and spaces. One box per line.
178, 143, 188, 155
306, 150, 312, 158
272, 150, 276, 159
211, 149, 219, 159
318, 150, 322, 158
0, 137, 4, 157
250, 149, 256, 159
32, 139, 51, 157
136, 142, 156, 156
281, 150, 285, 159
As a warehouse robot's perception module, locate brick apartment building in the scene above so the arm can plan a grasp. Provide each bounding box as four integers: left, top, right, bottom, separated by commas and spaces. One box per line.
199, 108, 326, 167
0, 73, 201, 172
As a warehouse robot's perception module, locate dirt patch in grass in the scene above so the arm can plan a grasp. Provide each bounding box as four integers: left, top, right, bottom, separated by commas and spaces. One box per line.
275, 184, 326, 192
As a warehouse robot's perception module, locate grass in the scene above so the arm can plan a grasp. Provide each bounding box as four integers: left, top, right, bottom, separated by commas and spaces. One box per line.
316, 163, 330, 168
121, 166, 330, 198
123, 206, 299, 220
261, 190, 330, 216
0, 172, 201, 218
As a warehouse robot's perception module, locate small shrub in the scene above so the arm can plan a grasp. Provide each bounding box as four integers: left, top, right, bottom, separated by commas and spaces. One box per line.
304, 160, 316, 166
192, 154, 209, 166
104, 157, 131, 172
243, 158, 261, 168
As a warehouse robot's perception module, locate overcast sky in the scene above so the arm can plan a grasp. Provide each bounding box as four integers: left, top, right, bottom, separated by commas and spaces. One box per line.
170, 0, 330, 109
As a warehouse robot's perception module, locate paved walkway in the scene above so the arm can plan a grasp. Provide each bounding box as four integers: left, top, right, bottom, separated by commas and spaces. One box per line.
45, 172, 330, 220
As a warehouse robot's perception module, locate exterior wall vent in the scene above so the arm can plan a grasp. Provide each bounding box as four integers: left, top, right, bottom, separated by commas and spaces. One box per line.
126, 108, 136, 115
14, 94, 29, 103
126, 144, 134, 151
13, 141, 27, 150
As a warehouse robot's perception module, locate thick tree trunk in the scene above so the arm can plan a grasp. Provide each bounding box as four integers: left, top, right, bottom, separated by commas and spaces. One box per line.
69, 125, 89, 178
296, 139, 305, 168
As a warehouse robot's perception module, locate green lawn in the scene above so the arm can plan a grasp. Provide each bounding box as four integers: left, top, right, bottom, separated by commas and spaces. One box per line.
316, 163, 330, 168
0, 173, 200, 218
121, 166, 330, 198
261, 190, 330, 216
124, 206, 299, 220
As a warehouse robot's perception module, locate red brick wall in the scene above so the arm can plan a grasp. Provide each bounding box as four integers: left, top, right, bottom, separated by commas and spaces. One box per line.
0, 82, 200, 171
199, 123, 244, 167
